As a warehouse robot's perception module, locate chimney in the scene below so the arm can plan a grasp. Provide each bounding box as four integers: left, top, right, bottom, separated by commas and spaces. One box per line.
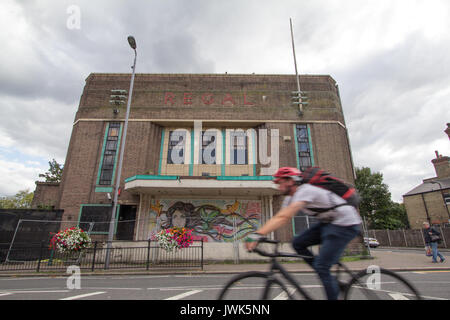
445, 123, 450, 140
432, 150, 450, 179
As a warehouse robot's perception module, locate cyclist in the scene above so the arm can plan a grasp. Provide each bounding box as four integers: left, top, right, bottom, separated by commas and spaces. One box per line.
245, 167, 362, 300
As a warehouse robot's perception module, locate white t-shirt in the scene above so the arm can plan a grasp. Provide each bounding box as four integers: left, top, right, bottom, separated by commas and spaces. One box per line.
282, 183, 362, 226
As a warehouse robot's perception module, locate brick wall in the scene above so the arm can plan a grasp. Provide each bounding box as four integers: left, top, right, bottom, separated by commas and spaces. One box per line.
404, 192, 449, 229
31, 182, 60, 209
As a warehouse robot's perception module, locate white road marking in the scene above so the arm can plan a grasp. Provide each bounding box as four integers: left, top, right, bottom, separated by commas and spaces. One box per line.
165, 290, 202, 300
60, 291, 106, 300
389, 293, 409, 300
6, 290, 69, 294
273, 288, 297, 300
0, 293, 12, 297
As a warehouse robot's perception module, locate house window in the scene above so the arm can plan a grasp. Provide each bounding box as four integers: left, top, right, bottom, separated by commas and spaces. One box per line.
167, 130, 186, 164
99, 122, 120, 185
230, 131, 248, 165
201, 130, 216, 164
296, 124, 312, 171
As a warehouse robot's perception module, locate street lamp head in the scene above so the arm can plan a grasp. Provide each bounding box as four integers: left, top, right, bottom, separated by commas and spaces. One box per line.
127, 36, 137, 49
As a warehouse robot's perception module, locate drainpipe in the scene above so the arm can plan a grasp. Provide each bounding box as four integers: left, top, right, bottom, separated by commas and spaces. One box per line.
421, 193, 431, 223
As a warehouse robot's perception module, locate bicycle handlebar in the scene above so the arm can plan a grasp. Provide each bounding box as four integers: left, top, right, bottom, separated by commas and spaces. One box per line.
249, 237, 308, 259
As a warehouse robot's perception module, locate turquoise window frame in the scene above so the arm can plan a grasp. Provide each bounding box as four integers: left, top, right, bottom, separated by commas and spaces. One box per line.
96, 122, 123, 189
292, 123, 315, 236
158, 128, 165, 175
293, 124, 314, 171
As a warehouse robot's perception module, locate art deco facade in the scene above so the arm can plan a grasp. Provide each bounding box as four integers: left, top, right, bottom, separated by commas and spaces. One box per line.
33, 73, 356, 245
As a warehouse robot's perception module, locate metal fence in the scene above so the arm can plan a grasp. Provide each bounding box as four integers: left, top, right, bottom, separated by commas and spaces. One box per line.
367, 227, 449, 249
0, 240, 203, 272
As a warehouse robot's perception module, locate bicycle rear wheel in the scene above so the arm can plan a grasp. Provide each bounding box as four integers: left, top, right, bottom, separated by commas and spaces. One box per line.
343, 268, 421, 300
218, 272, 296, 300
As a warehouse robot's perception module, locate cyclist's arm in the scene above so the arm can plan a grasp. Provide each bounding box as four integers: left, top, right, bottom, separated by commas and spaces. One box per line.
256, 200, 306, 236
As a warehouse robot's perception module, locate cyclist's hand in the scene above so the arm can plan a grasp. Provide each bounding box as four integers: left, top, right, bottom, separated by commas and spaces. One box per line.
244, 232, 264, 252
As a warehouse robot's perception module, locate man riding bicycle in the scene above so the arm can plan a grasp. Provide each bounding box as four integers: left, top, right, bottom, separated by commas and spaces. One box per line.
245, 167, 362, 300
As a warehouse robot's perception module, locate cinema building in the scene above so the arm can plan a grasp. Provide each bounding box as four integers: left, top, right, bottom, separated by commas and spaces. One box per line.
33, 73, 358, 257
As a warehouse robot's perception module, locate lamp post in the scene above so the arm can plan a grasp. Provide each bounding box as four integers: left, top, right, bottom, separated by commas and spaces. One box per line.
105, 36, 137, 269
426, 180, 450, 220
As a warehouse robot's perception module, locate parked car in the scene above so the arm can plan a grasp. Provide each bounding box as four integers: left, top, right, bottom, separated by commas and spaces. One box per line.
364, 237, 380, 248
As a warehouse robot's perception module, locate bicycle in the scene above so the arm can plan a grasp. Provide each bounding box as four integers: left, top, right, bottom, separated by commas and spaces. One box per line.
217, 238, 422, 300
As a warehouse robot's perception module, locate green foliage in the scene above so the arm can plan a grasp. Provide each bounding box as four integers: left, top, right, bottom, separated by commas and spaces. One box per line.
39, 159, 63, 183
355, 167, 409, 230
0, 189, 34, 209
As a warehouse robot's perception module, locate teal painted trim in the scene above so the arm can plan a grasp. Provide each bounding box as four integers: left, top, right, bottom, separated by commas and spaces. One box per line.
158, 128, 165, 175
189, 130, 194, 176
125, 175, 271, 182
252, 129, 257, 176
125, 175, 179, 182
307, 125, 315, 166
217, 176, 273, 181
111, 123, 123, 185
293, 124, 300, 170
95, 187, 113, 193
114, 204, 120, 234
221, 129, 226, 176
96, 123, 111, 185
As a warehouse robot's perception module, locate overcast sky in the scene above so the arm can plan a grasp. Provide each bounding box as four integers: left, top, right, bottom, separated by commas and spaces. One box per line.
1, 0, 449, 202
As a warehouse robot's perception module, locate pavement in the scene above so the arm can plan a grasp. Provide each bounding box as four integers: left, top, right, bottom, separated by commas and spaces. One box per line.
0, 247, 449, 277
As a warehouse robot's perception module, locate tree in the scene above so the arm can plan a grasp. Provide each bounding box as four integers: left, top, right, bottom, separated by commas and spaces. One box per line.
39, 159, 63, 183
355, 167, 409, 230
0, 189, 34, 209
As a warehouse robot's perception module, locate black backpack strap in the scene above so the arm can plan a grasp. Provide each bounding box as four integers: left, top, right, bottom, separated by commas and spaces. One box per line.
307, 203, 349, 214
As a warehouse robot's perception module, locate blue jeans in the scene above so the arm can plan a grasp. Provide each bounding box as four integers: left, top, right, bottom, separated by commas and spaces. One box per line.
430, 242, 445, 262
292, 222, 361, 300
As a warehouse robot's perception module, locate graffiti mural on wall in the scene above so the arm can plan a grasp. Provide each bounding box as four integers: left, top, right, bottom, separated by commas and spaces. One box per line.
147, 200, 262, 242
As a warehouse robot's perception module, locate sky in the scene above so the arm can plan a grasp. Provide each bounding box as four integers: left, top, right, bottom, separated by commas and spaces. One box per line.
0, 0, 449, 202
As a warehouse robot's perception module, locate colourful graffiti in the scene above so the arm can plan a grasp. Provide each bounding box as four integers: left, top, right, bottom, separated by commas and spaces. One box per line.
147, 200, 261, 242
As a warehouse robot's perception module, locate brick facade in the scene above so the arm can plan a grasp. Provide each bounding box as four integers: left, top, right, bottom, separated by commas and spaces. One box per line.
38, 73, 358, 245
31, 182, 60, 209
403, 126, 450, 229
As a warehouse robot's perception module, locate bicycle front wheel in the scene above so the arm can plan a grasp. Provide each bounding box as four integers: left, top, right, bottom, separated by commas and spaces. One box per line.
218, 272, 295, 300
344, 268, 421, 300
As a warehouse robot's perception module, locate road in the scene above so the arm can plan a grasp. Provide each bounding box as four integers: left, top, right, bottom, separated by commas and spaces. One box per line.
0, 270, 448, 300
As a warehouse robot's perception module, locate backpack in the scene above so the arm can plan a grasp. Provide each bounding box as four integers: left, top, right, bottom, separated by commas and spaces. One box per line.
299, 167, 361, 214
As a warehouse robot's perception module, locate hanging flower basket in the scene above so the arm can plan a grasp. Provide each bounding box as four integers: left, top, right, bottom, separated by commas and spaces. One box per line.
155, 227, 193, 252
49, 227, 92, 254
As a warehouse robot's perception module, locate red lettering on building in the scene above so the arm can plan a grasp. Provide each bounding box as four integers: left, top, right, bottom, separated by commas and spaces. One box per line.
243, 93, 254, 106
201, 93, 214, 105
184, 92, 193, 105
164, 92, 174, 105
163, 92, 262, 106
222, 93, 236, 105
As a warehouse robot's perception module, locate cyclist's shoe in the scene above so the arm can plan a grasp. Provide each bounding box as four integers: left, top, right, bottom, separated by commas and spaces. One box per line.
337, 280, 347, 292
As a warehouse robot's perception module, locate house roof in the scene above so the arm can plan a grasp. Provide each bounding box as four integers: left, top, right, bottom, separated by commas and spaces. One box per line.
403, 177, 450, 197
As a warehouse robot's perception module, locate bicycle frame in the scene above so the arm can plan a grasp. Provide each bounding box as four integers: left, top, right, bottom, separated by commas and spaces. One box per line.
264, 255, 314, 300
252, 240, 361, 300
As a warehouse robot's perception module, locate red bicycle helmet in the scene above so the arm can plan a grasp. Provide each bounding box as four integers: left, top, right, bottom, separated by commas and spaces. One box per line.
273, 167, 302, 183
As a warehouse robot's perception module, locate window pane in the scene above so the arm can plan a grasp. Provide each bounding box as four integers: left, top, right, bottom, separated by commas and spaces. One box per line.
99, 123, 121, 186
230, 132, 248, 165
168, 130, 186, 164
296, 124, 312, 171
201, 131, 216, 165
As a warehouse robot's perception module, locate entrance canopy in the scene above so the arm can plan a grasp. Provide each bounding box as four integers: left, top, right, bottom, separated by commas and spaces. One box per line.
124, 175, 280, 197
